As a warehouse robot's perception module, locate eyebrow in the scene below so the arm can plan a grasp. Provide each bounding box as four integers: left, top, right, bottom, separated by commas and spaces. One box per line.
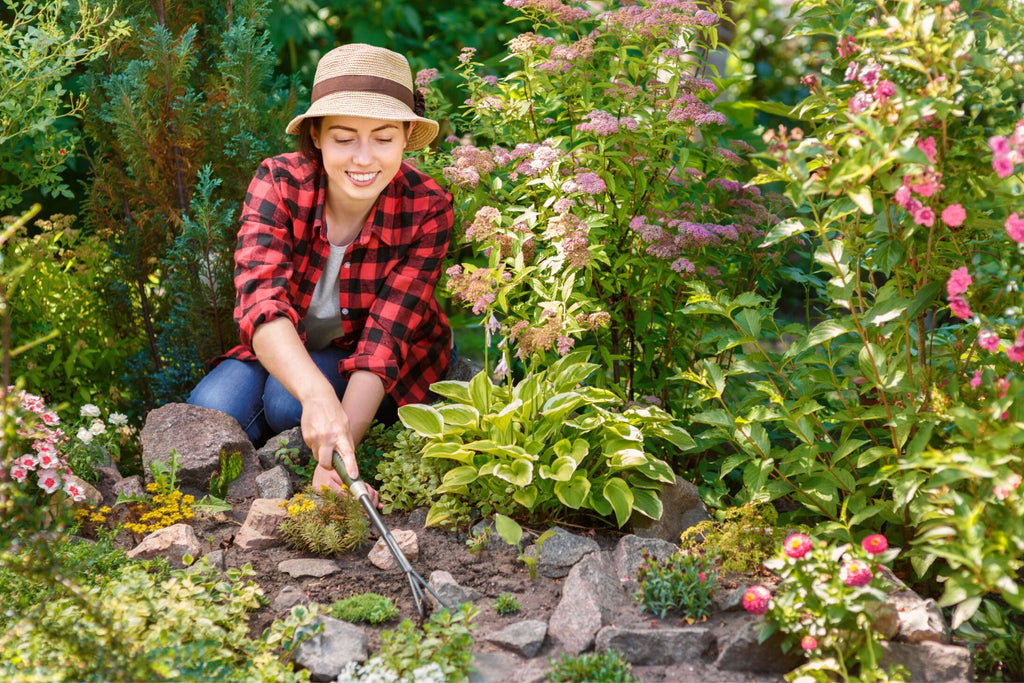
327, 123, 400, 133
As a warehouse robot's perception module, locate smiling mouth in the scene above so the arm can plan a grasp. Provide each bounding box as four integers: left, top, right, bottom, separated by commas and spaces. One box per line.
347, 171, 379, 183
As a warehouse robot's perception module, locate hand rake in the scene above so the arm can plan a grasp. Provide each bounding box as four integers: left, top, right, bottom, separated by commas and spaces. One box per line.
332, 451, 449, 621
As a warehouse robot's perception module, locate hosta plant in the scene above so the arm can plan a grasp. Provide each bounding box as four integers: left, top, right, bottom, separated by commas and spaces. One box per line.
398, 348, 694, 528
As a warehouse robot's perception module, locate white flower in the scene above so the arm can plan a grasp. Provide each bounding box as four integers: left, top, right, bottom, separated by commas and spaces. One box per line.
79, 404, 101, 418
89, 419, 107, 436
77, 428, 95, 445
36, 469, 61, 494
109, 412, 128, 426
11, 464, 27, 482
63, 478, 85, 502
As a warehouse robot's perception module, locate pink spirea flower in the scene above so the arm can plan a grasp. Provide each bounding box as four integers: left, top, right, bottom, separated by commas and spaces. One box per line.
742, 585, 772, 615
783, 533, 814, 559
979, 329, 1000, 352
840, 559, 873, 587
1006, 214, 1024, 244
801, 636, 818, 652
941, 204, 966, 227
997, 377, 1011, 399
994, 155, 1016, 178
948, 296, 973, 320
861, 534, 889, 555
946, 267, 972, 297
970, 369, 983, 389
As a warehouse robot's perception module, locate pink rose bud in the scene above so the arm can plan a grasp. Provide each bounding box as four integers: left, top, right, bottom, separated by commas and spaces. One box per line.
861, 534, 889, 555
840, 560, 873, 587
783, 533, 814, 559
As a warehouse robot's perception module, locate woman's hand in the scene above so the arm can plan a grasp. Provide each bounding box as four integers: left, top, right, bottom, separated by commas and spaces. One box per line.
301, 393, 380, 508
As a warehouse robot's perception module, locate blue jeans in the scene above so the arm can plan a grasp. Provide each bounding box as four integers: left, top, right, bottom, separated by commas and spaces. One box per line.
186, 346, 398, 445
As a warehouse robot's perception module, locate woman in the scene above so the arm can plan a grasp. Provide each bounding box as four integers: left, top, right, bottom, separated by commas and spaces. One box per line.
188, 44, 453, 502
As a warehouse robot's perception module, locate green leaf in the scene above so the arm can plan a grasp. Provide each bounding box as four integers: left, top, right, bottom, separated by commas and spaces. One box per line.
429, 380, 471, 403
514, 485, 539, 509
421, 442, 475, 465
493, 513, 523, 547
539, 456, 578, 481
541, 392, 586, 423
469, 369, 493, 413
603, 478, 634, 527
398, 404, 444, 437
846, 186, 874, 214
630, 487, 663, 520
438, 465, 479, 489
761, 217, 811, 247
494, 459, 534, 487
437, 404, 480, 428
554, 473, 590, 509
553, 437, 590, 465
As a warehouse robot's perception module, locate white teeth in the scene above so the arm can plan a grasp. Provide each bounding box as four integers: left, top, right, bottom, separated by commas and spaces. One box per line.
349, 172, 377, 182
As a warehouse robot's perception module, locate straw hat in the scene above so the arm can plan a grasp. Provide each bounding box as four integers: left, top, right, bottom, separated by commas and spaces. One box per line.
285, 43, 439, 151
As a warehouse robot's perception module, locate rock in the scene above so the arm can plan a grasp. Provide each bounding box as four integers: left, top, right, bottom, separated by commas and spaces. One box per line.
596, 625, 713, 665
293, 616, 368, 682
445, 355, 483, 382
880, 640, 973, 682
428, 570, 482, 609
140, 403, 260, 499
612, 534, 678, 584
626, 475, 711, 543
484, 620, 548, 658
278, 558, 344, 579
93, 463, 123, 506
891, 593, 951, 644
256, 465, 293, 500
713, 612, 803, 674
203, 549, 226, 571
273, 585, 310, 612
126, 523, 201, 568
548, 552, 630, 655
256, 427, 309, 482
526, 527, 599, 579
234, 498, 288, 550
868, 600, 900, 640
112, 474, 146, 501
368, 529, 419, 570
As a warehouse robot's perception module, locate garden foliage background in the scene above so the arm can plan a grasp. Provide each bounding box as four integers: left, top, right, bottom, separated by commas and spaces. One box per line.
2, 0, 1024, 679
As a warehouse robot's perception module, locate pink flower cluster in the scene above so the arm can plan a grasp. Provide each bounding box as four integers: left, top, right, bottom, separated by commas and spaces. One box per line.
2, 388, 84, 502
601, 0, 710, 41
576, 109, 639, 136
945, 266, 973, 321
842, 57, 897, 116
444, 145, 496, 188
446, 265, 498, 315
503, 0, 591, 23
989, 120, 1024, 178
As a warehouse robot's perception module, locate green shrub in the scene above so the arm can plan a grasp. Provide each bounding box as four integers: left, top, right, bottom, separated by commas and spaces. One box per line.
546, 649, 638, 683
634, 551, 717, 622
680, 502, 783, 575
355, 420, 406, 485
493, 592, 521, 616
279, 487, 370, 556
0, 561, 317, 681
956, 599, 1024, 682
328, 593, 399, 626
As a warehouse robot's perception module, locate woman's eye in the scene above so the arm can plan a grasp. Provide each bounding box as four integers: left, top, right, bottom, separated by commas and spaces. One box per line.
376, 138, 394, 144
333, 138, 353, 144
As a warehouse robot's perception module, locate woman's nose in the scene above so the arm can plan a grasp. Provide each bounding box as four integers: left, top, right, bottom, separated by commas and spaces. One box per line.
353, 140, 372, 165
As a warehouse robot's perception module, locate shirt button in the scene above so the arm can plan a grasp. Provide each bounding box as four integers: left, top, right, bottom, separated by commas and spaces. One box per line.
343, 262, 351, 268
341, 308, 349, 315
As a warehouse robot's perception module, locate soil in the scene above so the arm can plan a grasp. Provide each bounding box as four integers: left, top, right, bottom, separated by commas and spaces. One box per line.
178, 500, 784, 682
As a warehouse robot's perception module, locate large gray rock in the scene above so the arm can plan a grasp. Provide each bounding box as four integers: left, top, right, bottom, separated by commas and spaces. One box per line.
428, 570, 482, 609
141, 403, 260, 499
880, 641, 973, 682
548, 552, 631, 655
256, 465, 293, 500
126, 523, 201, 568
278, 558, 344, 579
626, 475, 711, 543
484, 620, 548, 658
596, 625, 713, 665
613, 534, 678, 584
526, 527, 600, 579
713, 612, 803, 674
294, 616, 368, 682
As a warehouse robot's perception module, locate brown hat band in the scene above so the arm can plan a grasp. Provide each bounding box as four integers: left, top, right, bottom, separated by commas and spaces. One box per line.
311, 74, 415, 110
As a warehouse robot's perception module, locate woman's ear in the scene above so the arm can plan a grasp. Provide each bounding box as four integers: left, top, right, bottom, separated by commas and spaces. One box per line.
405, 121, 416, 148
310, 121, 322, 149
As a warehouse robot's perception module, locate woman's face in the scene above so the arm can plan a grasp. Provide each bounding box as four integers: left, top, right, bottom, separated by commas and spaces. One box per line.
311, 115, 413, 205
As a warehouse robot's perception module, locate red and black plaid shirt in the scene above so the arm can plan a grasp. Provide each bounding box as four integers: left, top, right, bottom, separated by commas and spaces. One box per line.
223, 152, 453, 406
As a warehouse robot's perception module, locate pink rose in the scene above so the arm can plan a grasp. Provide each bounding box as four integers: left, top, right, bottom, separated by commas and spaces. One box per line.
861, 534, 889, 555
941, 204, 966, 227
1007, 329, 1024, 362
978, 329, 1000, 352
916, 136, 938, 164
840, 560, 873, 587
946, 267, 972, 297
970, 369, 983, 389
948, 296, 973, 320
912, 204, 935, 227
742, 585, 772, 615
783, 533, 814, 559
994, 155, 1015, 178
1006, 214, 1024, 244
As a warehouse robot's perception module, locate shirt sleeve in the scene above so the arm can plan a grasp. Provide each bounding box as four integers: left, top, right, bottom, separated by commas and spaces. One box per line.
340, 189, 453, 392
233, 159, 303, 351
